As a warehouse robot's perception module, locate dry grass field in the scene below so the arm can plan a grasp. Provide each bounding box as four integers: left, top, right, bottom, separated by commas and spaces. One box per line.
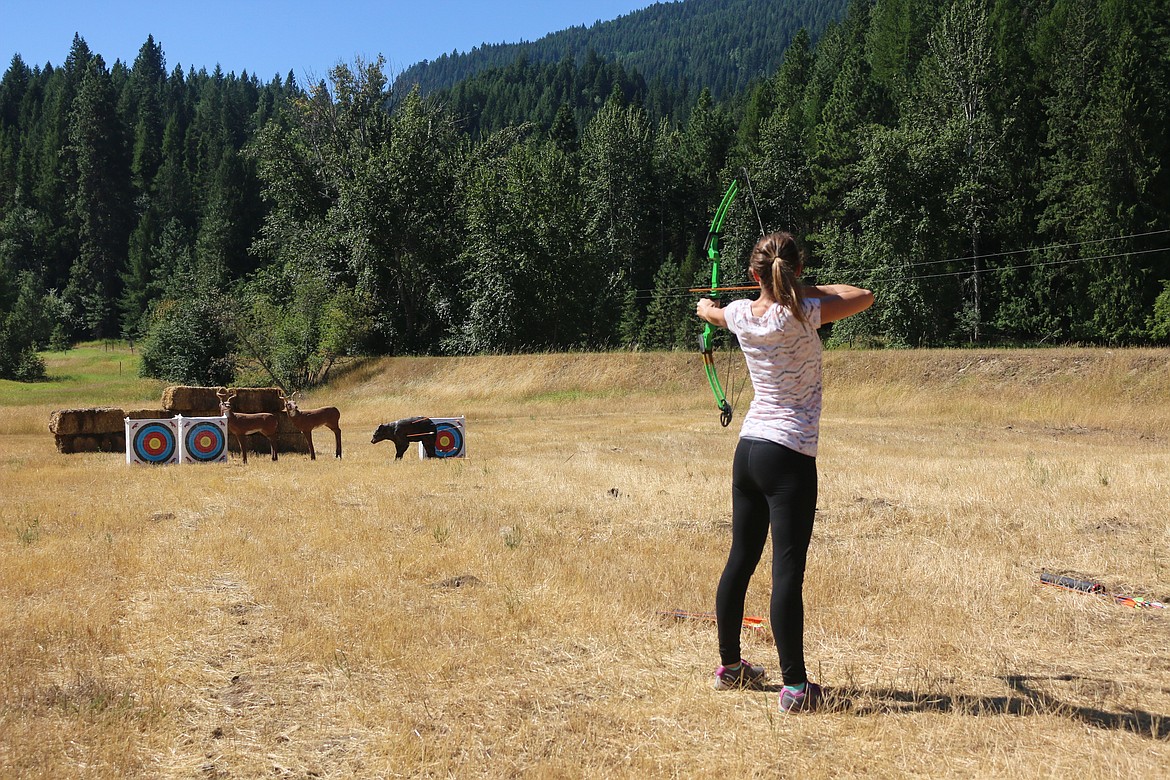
1, 344, 1168, 778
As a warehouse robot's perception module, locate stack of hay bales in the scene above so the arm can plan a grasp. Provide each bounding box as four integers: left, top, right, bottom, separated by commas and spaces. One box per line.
49, 408, 124, 453
161, 386, 309, 455
49, 386, 309, 456
49, 407, 168, 453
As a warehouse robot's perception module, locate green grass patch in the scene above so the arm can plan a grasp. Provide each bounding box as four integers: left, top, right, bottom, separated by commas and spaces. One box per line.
524, 388, 623, 403
0, 341, 166, 408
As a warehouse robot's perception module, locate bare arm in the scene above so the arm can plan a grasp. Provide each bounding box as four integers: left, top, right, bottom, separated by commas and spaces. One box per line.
803, 284, 874, 324
699, 286, 873, 328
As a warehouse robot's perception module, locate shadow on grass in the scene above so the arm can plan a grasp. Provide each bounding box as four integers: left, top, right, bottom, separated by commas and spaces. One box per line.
818, 674, 1168, 740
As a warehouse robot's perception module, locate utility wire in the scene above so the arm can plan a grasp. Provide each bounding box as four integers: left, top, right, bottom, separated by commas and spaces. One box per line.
630, 243, 1170, 303
852, 245, 1170, 285
901, 227, 1170, 271
641, 227, 1170, 298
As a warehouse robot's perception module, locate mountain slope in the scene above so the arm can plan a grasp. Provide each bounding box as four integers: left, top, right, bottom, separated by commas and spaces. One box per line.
393, 0, 848, 99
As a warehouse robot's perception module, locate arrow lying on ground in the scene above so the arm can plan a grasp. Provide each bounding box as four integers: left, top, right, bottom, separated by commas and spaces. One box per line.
1040, 572, 1166, 610
657, 609, 771, 635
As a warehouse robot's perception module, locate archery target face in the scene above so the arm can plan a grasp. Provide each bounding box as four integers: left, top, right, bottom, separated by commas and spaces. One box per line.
183, 420, 227, 463
127, 419, 179, 464
433, 422, 464, 457
419, 417, 467, 459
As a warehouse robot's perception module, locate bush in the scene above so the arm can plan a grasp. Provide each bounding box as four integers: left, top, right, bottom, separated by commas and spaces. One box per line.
1149, 280, 1170, 344
138, 290, 236, 386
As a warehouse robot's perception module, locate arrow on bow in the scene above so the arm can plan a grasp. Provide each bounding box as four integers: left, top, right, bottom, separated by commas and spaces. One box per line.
688, 284, 760, 293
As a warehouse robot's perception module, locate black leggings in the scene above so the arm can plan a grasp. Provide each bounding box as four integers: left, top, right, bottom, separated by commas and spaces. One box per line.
716, 437, 817, 685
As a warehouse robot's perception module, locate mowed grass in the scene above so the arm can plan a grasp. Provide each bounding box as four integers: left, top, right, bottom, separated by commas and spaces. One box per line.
0, 342, 165, 430
1, 345, 1168, 778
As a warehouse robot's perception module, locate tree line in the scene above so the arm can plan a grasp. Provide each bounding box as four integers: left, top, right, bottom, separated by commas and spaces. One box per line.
2, 0, 1170, 386
0, 34, 294, 380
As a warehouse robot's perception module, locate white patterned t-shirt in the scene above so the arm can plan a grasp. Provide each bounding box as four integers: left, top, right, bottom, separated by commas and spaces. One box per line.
723, 297, 823, 457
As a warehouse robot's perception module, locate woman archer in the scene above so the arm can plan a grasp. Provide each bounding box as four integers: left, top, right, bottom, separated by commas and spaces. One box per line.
696, 231, 873, 714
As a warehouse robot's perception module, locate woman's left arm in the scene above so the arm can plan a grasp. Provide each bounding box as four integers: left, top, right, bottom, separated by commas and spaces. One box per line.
696, 297, 727, 328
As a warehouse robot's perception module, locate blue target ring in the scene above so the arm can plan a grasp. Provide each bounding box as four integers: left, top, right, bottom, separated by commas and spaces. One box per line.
433, 422, 464, 458
184, 421, 226, 462
133, 422, 177, 463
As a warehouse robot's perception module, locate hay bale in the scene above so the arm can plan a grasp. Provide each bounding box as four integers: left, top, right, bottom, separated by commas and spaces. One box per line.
276, 415, 300, 435
223, 431, 309, 455
125, 409, 169, 420
48, 408, 125, 435
161, 386, 222, 413
53, 433, 108, 454
164, 385, 284, 414
99, 433, 125, 452
228, 387, 284, 414
276, 432, 310, 453
72, 435, 99, 452
48, 410, 81, 435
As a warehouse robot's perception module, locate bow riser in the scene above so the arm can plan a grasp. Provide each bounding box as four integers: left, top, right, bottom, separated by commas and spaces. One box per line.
699, 180, 738, 427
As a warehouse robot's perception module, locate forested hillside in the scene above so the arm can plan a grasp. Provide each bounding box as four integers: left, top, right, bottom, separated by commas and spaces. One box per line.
395, 0, 849, 101
2, 0, 1169, 388
436, 50, 657, 140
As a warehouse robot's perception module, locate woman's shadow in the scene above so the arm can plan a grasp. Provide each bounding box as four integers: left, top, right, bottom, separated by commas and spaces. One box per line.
763, 674, 1169, 740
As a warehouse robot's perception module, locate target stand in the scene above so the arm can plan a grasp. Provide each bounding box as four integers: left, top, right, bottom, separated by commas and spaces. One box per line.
125, 417, 180, 465
419, 416, 467, 459
178, 415, 228, 464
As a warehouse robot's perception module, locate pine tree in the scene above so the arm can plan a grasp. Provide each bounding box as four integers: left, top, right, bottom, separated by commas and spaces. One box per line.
125, 35, 167, 192
581, 90, 657, 312
64, 54, 131, 340
33, 36, 94, 293
925, 0, 1003, 342
0, 55, 34, 213
640, 255, 690, 349
805, 0, 879, 231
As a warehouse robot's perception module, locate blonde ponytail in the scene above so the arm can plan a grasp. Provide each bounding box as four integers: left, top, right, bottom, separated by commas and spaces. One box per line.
751, 232, 807, 325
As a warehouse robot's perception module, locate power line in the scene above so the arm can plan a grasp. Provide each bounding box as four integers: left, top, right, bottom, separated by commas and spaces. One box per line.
844, 227, 1170, 274
639, 227, 1170, 298
630, 243, 1170, 303
856, 245, 1170, 285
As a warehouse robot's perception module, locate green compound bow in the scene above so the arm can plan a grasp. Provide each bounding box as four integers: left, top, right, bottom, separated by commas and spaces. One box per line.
699, 179, 739, 427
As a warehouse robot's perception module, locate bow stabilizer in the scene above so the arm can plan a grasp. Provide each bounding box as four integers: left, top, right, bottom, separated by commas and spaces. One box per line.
699, 179, 738, 427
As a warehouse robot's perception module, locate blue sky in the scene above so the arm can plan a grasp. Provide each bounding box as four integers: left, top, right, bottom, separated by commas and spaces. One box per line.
1, 1, 661, 83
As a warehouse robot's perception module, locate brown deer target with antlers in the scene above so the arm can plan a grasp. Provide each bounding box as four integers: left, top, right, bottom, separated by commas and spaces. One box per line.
280, 392, 342, 460
216, 387, 280, 464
